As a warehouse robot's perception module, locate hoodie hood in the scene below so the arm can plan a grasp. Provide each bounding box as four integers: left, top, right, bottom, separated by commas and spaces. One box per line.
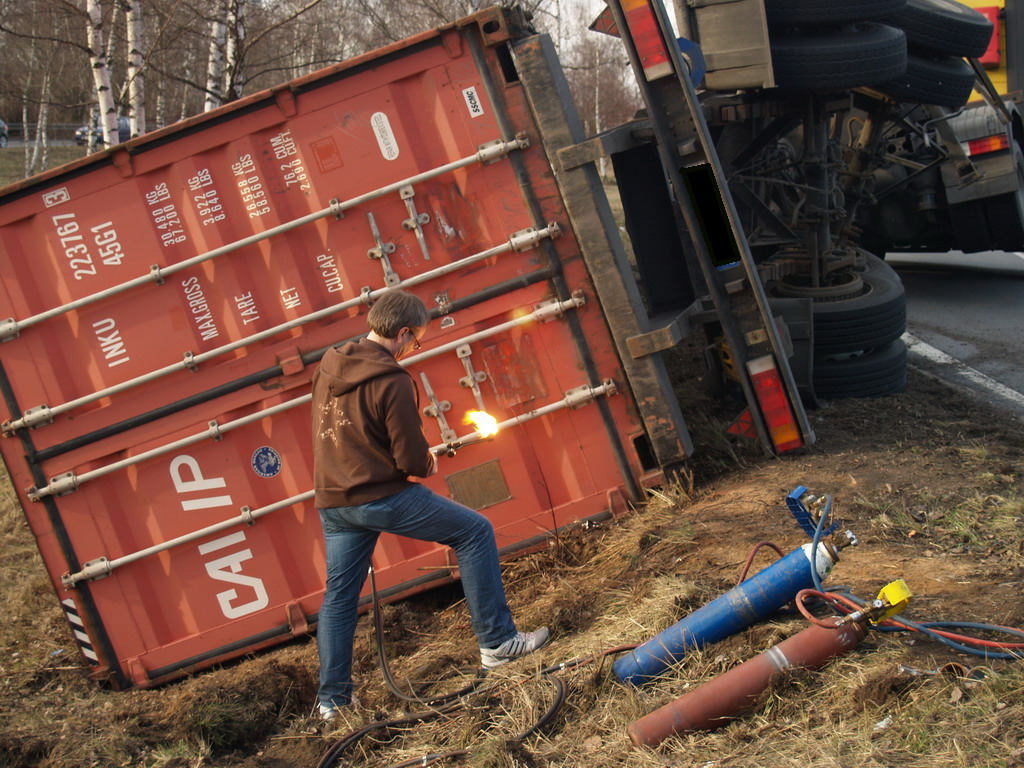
318, 338, 407, 397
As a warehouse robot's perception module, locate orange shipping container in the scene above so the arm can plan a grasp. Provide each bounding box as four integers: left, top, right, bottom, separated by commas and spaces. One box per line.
0, 8, 690, 688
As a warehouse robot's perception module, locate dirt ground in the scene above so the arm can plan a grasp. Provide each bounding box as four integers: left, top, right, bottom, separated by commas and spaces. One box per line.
2, 362, 1023, 768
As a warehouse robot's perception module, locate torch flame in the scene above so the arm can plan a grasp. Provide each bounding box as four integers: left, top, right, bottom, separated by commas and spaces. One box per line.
465, 410, 499, 437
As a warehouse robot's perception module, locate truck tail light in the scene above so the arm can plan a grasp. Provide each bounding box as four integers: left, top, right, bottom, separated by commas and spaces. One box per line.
747, 355, 803, 453
621, 0, 674, 81
965, 133, 1010, 156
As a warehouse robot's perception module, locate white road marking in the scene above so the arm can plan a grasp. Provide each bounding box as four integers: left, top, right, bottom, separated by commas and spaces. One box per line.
1013, 252, 1024, 263
903, 332, 1024, 408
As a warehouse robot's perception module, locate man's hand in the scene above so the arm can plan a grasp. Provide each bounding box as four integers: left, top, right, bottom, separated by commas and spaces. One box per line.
425, 450, 439, 477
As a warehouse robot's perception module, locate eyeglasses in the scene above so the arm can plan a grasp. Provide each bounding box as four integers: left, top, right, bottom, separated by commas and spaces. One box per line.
407, 329, 422, 351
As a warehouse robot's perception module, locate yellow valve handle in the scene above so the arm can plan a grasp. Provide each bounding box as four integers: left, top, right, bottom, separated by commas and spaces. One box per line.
871, 579, 913, 623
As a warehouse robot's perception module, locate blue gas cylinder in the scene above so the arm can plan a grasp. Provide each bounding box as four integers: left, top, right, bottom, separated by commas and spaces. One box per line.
613, 542, 837, 685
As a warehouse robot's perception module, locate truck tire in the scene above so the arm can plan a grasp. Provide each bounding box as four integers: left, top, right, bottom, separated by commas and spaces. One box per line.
764, 0, 906, 27
778, 254, 906, 356
813, 339, 908, 398
877, 53, 976, 108
885, 0, 994, 59
770, 23, 907, 92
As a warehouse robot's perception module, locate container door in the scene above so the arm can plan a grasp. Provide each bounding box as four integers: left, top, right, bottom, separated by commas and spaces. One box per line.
0, 8, 670, 688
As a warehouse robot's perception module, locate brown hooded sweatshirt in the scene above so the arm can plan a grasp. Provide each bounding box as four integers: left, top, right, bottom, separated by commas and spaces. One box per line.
312, 338, 433, 508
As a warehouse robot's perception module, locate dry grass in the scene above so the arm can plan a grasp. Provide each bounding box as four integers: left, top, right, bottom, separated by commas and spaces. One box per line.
311, 604, 1024, 768
0, 145, 86, 189
2, 369, 1024, 767
863, 481, 1024, 569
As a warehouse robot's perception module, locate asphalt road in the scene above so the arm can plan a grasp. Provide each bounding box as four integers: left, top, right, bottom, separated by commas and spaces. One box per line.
887, 250, 1024, 418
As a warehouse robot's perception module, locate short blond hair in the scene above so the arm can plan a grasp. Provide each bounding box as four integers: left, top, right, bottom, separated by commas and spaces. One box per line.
367, 289, 429, 338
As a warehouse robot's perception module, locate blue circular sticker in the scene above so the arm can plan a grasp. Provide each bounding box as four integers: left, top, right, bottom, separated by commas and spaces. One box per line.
251, 446, 282, 478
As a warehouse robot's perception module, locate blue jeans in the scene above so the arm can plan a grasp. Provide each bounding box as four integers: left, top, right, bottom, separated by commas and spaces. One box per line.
317, 483, 517, 708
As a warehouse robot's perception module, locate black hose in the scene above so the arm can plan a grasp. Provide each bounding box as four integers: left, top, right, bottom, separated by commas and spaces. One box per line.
318, 586, 635, 768
316, 671, 570, 768
368, 674, 567, 768
369, 566, 486, 707
514, 673, 567, 741
315, 703, 464, 768
805, 502, 1024, 659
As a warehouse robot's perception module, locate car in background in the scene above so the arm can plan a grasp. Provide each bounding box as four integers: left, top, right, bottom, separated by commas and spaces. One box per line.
0, 118, 8, 148
74, 116, 131, 146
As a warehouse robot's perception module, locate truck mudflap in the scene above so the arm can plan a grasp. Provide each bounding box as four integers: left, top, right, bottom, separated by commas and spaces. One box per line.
0, 7, 678, 688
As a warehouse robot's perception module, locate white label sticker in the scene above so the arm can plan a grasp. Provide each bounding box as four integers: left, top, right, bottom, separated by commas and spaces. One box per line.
462, 86, 485, 119
371, 111, 400, 161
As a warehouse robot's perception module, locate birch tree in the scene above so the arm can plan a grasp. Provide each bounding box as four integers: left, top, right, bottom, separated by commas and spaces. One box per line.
222, 0, 246, 103
28, 70, 53, 173
10, 17, 53, 175
125, 0, 146, 136
203, 7, 227, 111
86, 0, 120, 146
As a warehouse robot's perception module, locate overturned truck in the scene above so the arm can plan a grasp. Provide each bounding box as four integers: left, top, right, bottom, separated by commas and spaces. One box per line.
645, 0, 1019, 399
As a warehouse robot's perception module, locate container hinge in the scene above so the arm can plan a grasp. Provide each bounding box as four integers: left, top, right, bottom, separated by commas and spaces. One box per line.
329, 197, 345, 220
565, 386, 593, 409
533, 290, 585, 323
3, 404, 53, 435
360, 286, 373, 305
240, 506, 256, 525
0, 317, 18, 343
29, 471, 79, 501
509, 221, 561, 252
63, 557, 111, 587
183, 351, 198, 371
149, 264, 165, 285
208, 420, 223, 441
477, 132, 530, 164
565, 379, 616, 409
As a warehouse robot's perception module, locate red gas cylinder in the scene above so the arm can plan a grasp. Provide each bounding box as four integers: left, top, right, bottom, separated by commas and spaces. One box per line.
627, 618, 866, 747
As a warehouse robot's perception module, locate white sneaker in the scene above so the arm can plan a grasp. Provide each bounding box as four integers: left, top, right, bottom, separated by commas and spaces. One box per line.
318, 696, 359, 721
480, 627, 550, 669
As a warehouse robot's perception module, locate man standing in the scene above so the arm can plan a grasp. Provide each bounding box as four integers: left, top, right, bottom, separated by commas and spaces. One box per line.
312, 288, 549, 720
